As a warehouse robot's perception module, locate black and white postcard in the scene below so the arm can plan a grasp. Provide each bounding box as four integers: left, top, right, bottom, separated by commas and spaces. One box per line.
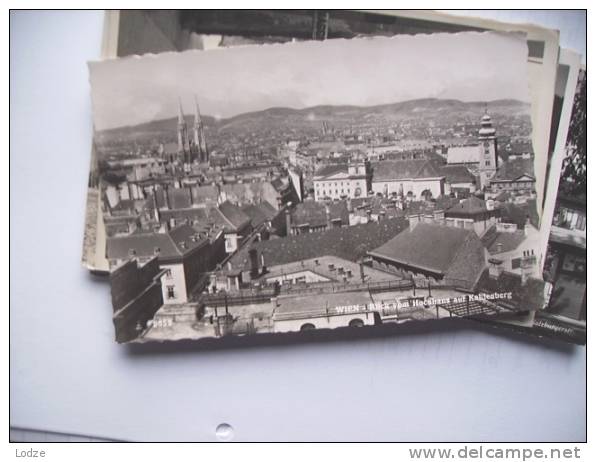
88, 31, 552, 343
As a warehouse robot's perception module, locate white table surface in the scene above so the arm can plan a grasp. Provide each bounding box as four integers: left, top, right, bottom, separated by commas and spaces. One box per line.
9, 10, 586, 442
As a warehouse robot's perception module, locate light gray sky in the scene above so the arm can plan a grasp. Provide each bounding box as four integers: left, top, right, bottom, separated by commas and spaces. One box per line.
89, 31, 531, 131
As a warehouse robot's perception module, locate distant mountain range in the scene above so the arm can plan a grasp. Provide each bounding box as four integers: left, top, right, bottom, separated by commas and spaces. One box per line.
95, 98, 530, 145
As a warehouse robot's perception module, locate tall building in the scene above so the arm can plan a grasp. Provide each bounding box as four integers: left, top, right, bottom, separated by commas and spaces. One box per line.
446, 108, 500, 189
177, 99, 191, 167
174, 97, 210, 167
193, 96, 209, 163
477, 110, 498, 188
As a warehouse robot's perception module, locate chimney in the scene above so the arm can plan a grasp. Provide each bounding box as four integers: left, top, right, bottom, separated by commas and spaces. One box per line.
152, 190, 160, 222
524, 215, 532, 236
325, 204, 332, 230
496, 243, 503, 253
260, 253, 267, 274
285, 208, 292, 236
249, 248, 259, 278
164, 186, 171, 210
521, 268, 529, 286
346, 197, 353, 212
188, 185, 194, 206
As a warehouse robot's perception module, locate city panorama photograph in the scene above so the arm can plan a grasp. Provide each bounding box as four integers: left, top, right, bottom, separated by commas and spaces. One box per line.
87, 31, 550, 343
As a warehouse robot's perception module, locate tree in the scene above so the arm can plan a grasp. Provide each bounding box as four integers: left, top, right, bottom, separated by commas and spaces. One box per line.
560, 70, 586, 196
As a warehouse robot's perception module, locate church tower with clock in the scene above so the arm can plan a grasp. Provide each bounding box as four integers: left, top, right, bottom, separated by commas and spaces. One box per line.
477, 109, 498, 189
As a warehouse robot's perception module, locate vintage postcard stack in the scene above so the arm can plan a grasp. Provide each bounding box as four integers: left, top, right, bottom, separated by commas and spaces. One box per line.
82, 11, 586, 346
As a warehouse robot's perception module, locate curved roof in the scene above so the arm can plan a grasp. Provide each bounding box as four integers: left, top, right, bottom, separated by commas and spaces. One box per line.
478, 127, 496, 136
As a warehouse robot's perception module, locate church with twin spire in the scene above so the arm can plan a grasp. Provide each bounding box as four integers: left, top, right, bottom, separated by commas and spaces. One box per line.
173, 96, 210, 168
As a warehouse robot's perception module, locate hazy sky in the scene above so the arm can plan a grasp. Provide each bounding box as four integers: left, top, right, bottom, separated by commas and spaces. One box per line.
89, 31, 531, 131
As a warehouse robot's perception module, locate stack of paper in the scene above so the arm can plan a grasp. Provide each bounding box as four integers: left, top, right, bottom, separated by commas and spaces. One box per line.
81, 10, 585, 346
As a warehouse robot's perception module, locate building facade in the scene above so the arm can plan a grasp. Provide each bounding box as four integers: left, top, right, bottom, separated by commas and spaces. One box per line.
446, 110, 499, 189
313, 162, 369, 201
370, 160, 445, 200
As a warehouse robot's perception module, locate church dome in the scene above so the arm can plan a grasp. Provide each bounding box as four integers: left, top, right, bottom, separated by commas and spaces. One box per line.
479, 127, 496, 136
479, 110, 495, 136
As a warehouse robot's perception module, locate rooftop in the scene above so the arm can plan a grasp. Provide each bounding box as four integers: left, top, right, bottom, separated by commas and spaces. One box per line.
438, 164, 476, 184
369, 222, 486, 290
290, 200, 349, 228
263, 255, 397, 284
241, 202, 278, 229
370, 222, 474, 275
107, 224, 207, 262
491, 158, 535, 182
313, 164, 349, 178
481, 225, 526, 254
168, 188, 193, 209
371, 159, 441, 181
499, 200, 539, 229
447, 144, 480, 164
218, 200, 252, 230
445, 196, 493, 217
229, 217, 409, 272
219, 181, 280, 208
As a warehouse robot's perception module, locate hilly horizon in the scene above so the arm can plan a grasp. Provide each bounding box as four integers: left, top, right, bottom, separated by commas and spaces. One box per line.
95, 97, 530, 145
97, 98, 529, 132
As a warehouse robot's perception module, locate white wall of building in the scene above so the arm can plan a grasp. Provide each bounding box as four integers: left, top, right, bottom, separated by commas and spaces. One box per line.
288, 168, 303, 202
491, 225, 542, 278
272, 311, 376, 333
224, 233, 239, 253
160, 262, 188, 304
314, 177, 367, 201
371, 178, 444, 199
265, 270, 331, 285
444, 181, 476, 196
